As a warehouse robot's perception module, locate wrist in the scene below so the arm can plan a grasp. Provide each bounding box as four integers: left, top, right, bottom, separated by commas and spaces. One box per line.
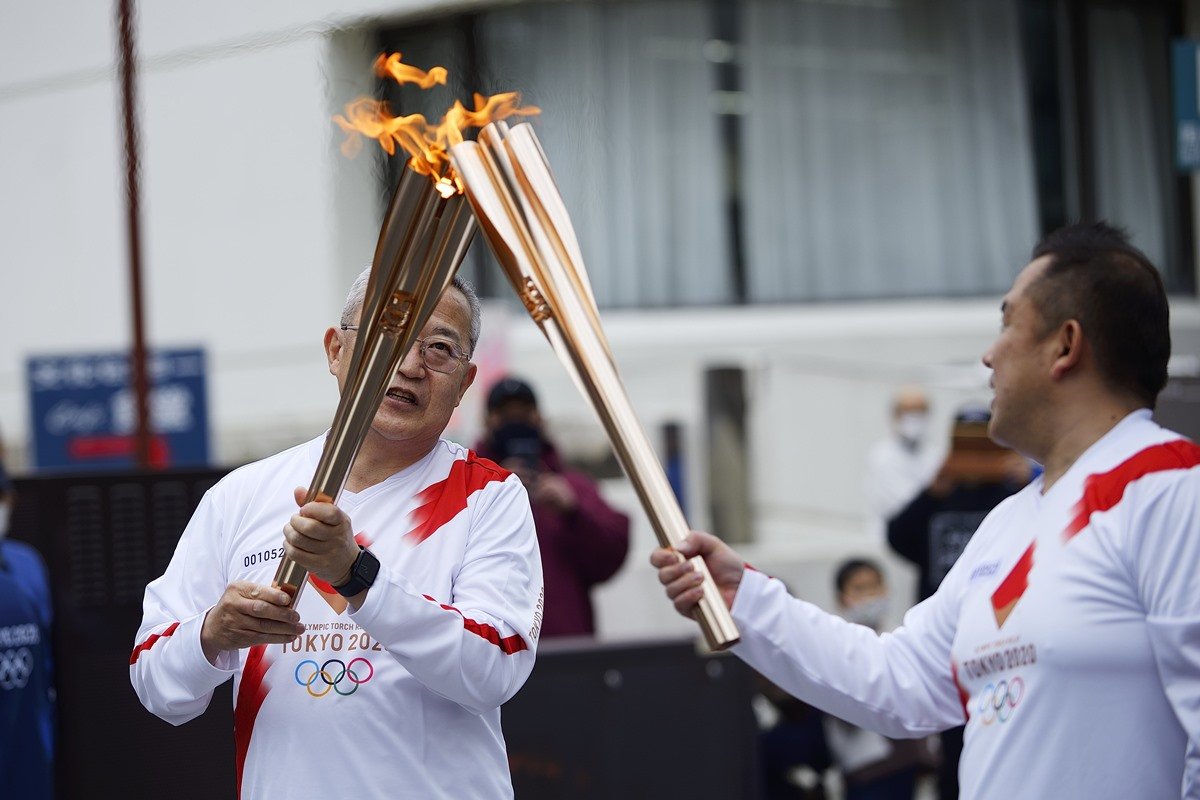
326, 543, 360, 587
200, 610, 221, 665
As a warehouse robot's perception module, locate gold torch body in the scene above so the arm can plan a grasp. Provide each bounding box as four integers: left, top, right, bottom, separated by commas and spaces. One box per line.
272, 169, 476, 606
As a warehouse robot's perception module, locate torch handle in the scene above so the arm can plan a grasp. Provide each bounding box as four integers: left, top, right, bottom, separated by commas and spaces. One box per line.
268, 175, 474, 611
450, 136, 739, 649
540, 320, 740, 650
272, 484, 336, 605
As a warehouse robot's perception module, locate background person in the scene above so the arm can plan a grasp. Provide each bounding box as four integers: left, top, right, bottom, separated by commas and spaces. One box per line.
888, 405, 1030, 604
823, 559, 936, 800
475, 376, 630, 638
864, 387, 942, 537
0, 441, 56, 798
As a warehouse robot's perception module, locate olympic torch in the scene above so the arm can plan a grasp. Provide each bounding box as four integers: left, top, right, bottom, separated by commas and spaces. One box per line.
450, 123, 740, 650
272, 168, 475, 606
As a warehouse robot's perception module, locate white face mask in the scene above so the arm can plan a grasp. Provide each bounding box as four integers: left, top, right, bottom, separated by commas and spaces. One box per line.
895, 412, 928, 446
0, 504, 9, 541
844, 595, 890, 631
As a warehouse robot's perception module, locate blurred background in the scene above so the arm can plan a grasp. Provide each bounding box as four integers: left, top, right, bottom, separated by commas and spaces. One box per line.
2, 0, 1199, 797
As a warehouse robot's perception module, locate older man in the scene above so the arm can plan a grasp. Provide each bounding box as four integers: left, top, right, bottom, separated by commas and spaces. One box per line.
653, 223, 1200, 799
131, 271, 543, 799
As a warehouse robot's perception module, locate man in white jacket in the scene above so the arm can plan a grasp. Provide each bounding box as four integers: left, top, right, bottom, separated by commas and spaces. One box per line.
654, 222, 1200, 799
131, 270, 543, 799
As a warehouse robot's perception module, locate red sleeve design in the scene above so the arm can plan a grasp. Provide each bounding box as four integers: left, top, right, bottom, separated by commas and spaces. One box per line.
129, 621, 180, 665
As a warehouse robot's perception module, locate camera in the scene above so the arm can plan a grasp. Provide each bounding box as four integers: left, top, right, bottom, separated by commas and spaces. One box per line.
491, 421, 544, 472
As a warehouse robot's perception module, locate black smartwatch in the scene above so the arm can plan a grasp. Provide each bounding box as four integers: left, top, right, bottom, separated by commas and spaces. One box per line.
332, 546, 380, 598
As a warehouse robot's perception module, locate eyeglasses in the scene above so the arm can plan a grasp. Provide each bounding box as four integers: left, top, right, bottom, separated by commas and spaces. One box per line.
339, 326, 469, 374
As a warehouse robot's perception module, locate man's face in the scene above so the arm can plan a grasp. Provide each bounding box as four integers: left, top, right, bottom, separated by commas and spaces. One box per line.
326, 287, 477, 454
981, 256, 1056, 455
838, 567, 885, 610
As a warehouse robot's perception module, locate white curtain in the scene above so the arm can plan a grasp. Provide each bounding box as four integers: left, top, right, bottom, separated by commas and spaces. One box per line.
739, 0, 1039, 301
476, 2, 732, 307
1087, 6, 1174, 273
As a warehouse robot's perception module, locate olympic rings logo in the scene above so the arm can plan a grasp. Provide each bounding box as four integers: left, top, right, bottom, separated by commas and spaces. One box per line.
976, 676, 1024, 725
294, 658, 374, 698
0, 648, 34, 691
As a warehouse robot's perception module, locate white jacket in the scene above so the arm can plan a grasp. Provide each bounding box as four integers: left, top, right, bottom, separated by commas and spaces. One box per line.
130, 436, 543, 799
735, 411, 1200, 799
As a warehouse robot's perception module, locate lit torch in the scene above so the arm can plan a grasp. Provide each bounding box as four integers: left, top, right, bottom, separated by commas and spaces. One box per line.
272, 55, 537, 605
449, 124, 740, 651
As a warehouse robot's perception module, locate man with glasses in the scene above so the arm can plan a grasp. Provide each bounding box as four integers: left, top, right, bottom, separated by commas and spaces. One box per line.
131, 269, 543, 800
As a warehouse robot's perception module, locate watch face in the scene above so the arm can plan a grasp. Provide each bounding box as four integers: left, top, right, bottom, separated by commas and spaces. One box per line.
359, 549, 380, 584
335, 548, 380, 597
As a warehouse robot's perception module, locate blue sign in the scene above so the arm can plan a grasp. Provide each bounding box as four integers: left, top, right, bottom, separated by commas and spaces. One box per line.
27, 348, 210, 471
1173, 39, 1200, 172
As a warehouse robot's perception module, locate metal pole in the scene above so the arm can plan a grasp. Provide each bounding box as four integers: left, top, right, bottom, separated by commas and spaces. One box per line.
117, 0, 152, 469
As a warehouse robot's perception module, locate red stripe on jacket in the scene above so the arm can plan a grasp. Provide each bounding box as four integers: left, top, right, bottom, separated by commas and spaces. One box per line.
989, 437, 1199, 626
404, 454, 510, 546
990, 542, 1036, 617
235, 644, 272, 799
129, 621, 180, 665
950, 661, 971, 722
1065, 439, 1200, 540
422, 594, 528, 654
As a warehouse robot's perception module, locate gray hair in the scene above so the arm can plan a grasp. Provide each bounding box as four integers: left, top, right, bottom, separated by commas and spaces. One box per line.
340, 266, 482, 356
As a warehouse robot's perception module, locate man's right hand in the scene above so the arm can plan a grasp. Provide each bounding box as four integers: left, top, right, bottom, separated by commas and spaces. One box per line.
649, 531, 745, 617
200, 581, 305, 664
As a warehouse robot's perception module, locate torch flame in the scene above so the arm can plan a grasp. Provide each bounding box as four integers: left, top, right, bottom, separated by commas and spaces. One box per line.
373, 52, 448, 90
333, 53, 540, 192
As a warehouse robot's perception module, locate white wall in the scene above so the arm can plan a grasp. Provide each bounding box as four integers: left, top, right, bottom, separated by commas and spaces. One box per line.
0, 1, 435, 464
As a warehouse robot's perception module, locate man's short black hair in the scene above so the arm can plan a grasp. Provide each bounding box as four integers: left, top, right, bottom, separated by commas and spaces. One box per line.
834, 558, 882, 596
1028, 221, 1170, 409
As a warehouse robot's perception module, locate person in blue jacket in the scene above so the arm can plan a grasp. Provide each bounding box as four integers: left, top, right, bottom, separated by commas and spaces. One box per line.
0, 446, 55, 798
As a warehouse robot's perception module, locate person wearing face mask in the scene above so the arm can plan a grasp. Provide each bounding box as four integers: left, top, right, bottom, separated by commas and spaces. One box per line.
0, 442, 56, 798
823, 559, 936, 800
864, 387, 943, 539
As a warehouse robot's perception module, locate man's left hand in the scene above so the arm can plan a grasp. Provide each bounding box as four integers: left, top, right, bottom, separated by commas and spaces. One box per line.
283, 487, 361, 587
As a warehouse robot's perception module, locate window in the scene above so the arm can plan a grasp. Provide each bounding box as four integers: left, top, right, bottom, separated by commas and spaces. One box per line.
377, 0, 1190, 306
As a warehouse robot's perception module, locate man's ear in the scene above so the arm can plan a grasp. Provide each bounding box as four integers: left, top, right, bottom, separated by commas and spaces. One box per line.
324, 327, 342, 376
455, 362, 478, 407
1049, 319, 1084, 380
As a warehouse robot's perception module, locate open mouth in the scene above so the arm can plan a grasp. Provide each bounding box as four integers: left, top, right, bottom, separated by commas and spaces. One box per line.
385, 387, 418, 406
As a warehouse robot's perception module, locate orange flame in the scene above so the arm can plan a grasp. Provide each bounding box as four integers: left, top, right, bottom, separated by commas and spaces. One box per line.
373, 53, 448, 90
333, 53, 540, 191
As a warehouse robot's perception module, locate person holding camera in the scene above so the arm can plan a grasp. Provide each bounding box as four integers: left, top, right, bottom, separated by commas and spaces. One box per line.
887, 405, 1031, 604
476, 377, 630, 638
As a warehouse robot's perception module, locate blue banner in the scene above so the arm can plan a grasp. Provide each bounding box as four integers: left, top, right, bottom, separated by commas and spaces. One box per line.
27, 348, 210, 471
1173, 39, 1200, 172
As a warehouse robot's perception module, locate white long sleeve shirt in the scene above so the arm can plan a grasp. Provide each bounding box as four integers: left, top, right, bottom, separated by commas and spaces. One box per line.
130, 436, 543, 799
734, 410, 1200, 798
